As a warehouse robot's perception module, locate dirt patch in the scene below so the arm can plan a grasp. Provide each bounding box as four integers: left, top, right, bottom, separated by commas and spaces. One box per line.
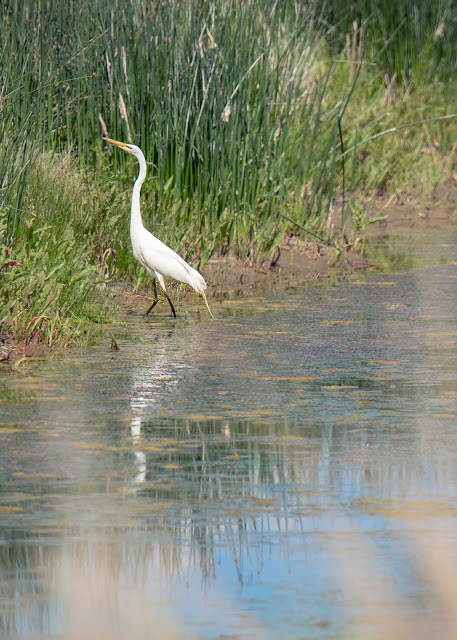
203, 179, 457, 297
0, 332, 54, 365
0, 334, 15, 362
204, 238, 333, 297
365, 179, 457, 233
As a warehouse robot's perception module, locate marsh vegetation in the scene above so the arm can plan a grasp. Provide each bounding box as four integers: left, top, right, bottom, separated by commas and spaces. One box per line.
1, 0, 456, 346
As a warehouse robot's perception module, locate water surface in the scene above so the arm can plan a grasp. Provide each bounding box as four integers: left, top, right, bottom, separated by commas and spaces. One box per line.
1, 230, 457, 639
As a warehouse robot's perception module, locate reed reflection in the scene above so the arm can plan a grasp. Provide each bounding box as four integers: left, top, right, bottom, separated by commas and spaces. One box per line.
1, 246, 457, 638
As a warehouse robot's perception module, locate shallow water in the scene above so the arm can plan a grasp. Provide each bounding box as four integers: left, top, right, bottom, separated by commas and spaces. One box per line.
1, 229, 457, 639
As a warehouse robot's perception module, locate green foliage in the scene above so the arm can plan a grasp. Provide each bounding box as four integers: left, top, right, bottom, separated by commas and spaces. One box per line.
0, 155, 121, 346
1, 0, 347, 247
316, 0, 457, 86
334, 64, 457, 200
1, 0, 457, 346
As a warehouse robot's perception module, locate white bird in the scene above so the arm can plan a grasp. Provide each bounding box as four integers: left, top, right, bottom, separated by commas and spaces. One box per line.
103, 137, 213, 318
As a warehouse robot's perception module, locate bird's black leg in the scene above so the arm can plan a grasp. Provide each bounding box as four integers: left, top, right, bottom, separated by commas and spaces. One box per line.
163, 290, 177, 318
143, 279, 159, 317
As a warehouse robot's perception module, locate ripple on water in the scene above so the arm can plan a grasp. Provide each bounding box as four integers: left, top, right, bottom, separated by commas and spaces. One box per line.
1, 239, 457, 638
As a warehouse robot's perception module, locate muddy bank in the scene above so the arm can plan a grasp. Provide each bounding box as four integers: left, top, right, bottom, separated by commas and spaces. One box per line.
365, 179, 457, 233
204, 237, 333, 296
205, 179, 457, 296
2, 181, 457, 362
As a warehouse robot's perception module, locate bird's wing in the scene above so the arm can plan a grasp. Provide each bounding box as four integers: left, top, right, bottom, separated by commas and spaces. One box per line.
136, 229, 207, 293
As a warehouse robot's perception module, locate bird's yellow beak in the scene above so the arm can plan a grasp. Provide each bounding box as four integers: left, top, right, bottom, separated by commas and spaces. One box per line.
103, 137, 132, 150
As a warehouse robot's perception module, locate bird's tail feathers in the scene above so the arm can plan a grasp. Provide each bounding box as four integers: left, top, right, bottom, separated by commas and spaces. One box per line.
179, 260, 213, 317
187, 266, 207, 294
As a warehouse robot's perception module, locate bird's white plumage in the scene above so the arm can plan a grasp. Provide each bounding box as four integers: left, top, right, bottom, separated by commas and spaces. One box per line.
103, 137, 212, 317
131, 226, 207, 293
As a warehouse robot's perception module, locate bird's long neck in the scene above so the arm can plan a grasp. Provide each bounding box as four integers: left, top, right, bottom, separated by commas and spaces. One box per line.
131, 153, 147, 231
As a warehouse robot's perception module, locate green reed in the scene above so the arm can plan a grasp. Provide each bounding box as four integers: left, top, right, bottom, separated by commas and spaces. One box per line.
1, 1, 350, 246
315, 0, 457, 87
1, 0, 456, 346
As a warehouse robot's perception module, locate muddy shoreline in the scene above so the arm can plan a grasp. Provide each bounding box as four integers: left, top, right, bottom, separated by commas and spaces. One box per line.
204, 179, 457, 295
2, 181, 457, 362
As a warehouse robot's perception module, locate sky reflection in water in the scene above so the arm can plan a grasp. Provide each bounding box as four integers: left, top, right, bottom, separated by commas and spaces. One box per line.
1, 237, 457, 638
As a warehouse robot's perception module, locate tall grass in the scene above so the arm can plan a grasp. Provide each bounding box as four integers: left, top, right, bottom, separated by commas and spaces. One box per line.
1, 0, 457, 346
1, 0, 353, 345
316, 0, 457, 87
0, 154, 120, 347
1, 0, 349, 252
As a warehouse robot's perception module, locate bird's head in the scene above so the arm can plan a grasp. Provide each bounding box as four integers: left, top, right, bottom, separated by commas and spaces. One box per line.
103, 137, 143, 158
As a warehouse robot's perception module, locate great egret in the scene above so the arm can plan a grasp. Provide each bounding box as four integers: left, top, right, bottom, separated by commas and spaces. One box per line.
103, 137, 213, 318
